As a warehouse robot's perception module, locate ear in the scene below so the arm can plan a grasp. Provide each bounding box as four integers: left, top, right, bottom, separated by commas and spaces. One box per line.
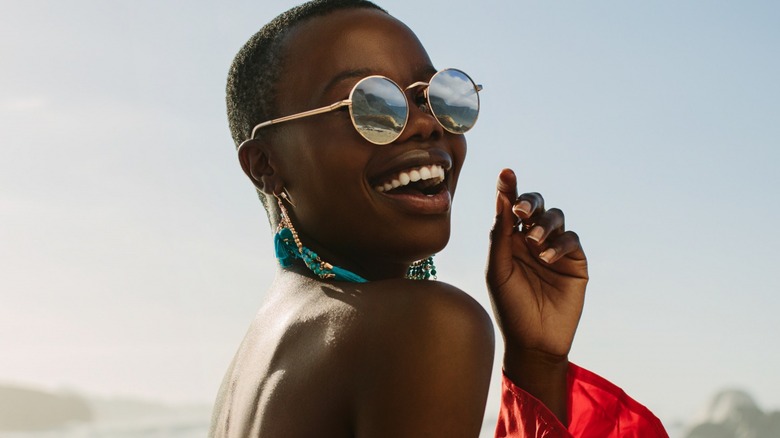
237, 139, 284, 196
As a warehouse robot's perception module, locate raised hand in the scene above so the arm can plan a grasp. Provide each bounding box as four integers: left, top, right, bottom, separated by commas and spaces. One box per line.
486, 168, 588, 422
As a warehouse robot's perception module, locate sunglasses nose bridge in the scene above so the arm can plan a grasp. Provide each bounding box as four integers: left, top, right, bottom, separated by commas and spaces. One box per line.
400, 81, 431, 115
394, 92, 444, 144
404, 81, 429, 91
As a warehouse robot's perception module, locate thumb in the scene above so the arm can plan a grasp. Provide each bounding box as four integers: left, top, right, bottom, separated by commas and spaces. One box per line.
488, 168, 518, 281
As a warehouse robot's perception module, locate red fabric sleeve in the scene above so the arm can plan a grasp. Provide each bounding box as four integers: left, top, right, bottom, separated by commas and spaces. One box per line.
495, 363, 668, 438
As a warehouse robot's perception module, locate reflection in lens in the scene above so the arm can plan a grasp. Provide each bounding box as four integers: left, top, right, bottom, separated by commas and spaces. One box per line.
428, 69, 480, 134
350, 77, 408, 145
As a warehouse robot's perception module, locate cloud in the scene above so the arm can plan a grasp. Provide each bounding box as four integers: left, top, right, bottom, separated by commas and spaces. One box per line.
430, 70, 479, 108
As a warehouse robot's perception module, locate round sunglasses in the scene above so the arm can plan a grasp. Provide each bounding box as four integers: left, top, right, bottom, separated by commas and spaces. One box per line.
248, 68, 482, 145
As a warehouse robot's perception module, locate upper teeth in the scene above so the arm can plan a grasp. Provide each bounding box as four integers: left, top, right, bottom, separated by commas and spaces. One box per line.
375, 164, 446, 193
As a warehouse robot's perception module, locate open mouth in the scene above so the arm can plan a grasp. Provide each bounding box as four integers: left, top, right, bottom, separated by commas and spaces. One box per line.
373, 164, 446, 196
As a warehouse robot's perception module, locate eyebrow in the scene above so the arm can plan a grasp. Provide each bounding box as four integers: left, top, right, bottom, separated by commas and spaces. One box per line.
414, 65, 438, 81
322, 68, 375, 96
322, 64, 439, 96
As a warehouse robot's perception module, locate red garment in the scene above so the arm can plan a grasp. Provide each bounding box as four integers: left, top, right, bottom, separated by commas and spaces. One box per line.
496, 363, 668, 437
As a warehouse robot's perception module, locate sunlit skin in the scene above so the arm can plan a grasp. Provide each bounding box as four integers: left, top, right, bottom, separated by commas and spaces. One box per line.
211, 8, 588, 438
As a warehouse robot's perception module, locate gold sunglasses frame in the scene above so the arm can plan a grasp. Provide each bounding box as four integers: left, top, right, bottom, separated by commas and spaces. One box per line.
246, 68, 482, 145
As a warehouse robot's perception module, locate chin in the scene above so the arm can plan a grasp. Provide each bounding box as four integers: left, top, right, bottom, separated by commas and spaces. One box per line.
386, 218, 451, 262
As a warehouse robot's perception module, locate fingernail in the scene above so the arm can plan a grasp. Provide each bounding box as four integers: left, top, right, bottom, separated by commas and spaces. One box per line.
539, 248, 557, 264
513, 200, 532, 216
526, 226, 544, 242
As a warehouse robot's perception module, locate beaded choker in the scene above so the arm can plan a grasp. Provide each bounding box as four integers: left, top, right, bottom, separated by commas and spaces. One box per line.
274, 197, 436, 283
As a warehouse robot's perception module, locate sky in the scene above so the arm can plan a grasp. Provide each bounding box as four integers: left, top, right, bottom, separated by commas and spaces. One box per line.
1, 0, 778, 428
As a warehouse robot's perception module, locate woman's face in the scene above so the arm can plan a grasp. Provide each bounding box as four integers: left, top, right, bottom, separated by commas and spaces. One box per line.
269, 8, 467, 279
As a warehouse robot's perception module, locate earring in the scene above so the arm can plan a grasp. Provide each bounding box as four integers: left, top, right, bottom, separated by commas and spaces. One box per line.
279, 187, 296, 207
273, 192, 368, 283
406, 256, 437, 281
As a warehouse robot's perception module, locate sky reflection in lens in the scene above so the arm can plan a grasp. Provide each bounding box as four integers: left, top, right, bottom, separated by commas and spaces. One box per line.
428, 69, 479, 134
350, 77, 407, 144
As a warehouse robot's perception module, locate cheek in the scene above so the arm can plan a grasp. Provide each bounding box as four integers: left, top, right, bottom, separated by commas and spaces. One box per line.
281, 128, 373, 231
455, 136, 468, 175
281, 114, 366, 185
446, 135, 468, 196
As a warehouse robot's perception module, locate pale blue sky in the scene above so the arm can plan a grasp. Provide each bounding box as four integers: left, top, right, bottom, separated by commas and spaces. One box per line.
1, 0, 778, 427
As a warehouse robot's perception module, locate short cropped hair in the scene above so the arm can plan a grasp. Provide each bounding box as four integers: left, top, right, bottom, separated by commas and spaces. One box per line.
226, 0, 387, 224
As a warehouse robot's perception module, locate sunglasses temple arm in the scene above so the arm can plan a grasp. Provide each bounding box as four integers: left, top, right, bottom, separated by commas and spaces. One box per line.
251, 99, 352, 138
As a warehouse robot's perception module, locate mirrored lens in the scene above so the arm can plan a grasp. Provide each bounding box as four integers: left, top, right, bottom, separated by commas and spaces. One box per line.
349, 76, 408, 145
427, 69, 480, 134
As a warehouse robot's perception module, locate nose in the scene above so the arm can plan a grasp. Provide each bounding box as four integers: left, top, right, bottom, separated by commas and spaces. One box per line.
393, 92, 444, 143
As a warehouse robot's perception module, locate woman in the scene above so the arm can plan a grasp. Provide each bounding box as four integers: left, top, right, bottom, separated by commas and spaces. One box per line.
211, 1, 667, 436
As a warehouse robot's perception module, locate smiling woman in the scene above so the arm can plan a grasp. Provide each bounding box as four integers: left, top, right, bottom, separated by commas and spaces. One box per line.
210, 1, 667, 437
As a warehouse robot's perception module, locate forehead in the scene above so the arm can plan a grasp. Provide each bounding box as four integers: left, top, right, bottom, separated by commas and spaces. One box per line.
277, 8, 433, 110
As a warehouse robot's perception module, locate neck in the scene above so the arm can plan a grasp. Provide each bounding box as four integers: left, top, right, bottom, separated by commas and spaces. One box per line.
301, 237, 413, 281
272, 204, 435, 282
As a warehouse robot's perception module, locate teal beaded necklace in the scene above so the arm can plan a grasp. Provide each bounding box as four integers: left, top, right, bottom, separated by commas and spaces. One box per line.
274, 199, 436, 283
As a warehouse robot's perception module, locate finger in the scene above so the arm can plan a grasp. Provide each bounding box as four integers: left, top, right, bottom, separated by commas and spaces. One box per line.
493, 168, 519, 237
489, 169, 519, 281
525, 208, 565, 245
512, 192, 545, 223
496, 168, 518, 208
538, 230, 583, 264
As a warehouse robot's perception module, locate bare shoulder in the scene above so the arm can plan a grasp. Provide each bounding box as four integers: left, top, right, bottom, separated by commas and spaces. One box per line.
350, 279, 493, 344
211, 275, 495, 437
308, 278, 494, 345
343, 280, 496, 438
328, 279, 495, 368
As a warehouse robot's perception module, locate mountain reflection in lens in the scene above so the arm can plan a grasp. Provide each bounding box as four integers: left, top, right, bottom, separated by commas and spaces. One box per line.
427, 69, 480, 134
350, 76, 408, 145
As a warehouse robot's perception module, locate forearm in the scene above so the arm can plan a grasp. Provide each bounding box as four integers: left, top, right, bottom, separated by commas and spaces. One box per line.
503, 347, 569, 425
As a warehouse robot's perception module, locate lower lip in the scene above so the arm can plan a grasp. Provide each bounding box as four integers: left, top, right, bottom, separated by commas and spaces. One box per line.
376, 188, 452, 215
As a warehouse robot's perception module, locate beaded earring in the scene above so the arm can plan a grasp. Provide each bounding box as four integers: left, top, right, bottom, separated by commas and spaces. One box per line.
274, 193, 368, 283
406, 256, 437, 281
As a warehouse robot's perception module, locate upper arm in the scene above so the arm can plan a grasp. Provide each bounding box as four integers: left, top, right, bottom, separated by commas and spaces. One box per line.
351, 282, 496, 438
